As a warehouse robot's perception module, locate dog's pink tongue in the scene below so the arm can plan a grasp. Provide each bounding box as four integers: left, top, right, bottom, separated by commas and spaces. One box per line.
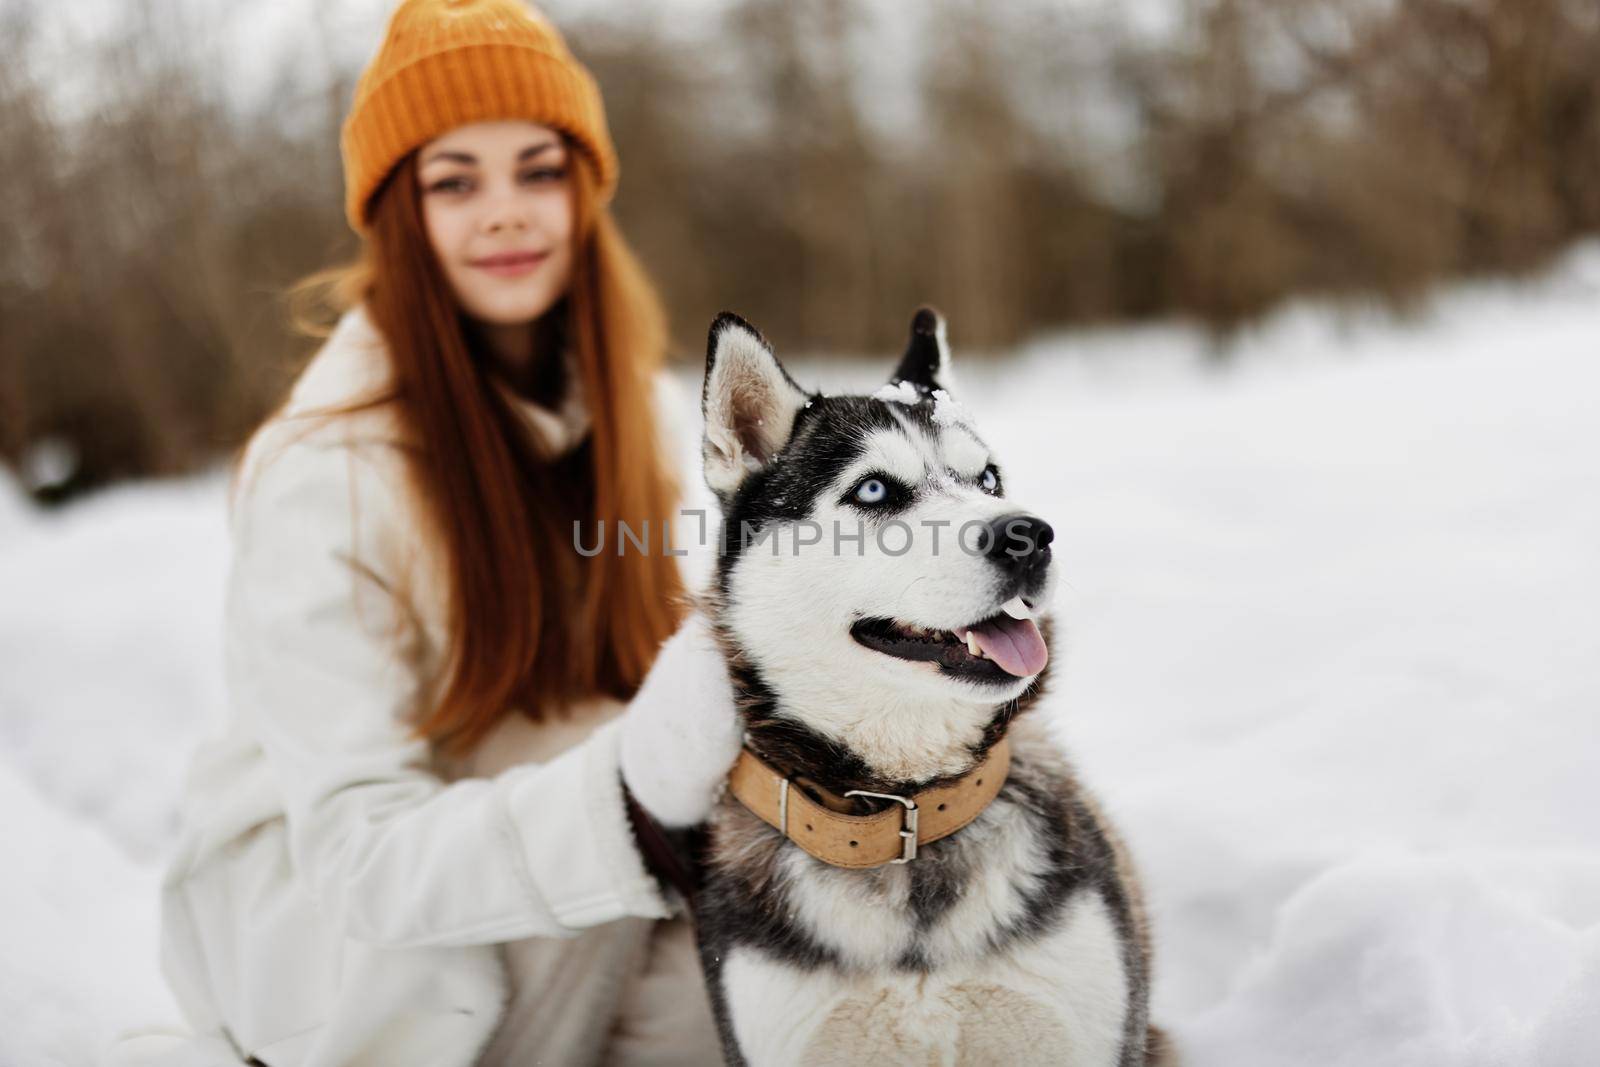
970, 615, 1048, 676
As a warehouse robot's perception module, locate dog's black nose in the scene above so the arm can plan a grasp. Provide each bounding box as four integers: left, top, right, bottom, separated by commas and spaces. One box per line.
982, 514, 1053, 577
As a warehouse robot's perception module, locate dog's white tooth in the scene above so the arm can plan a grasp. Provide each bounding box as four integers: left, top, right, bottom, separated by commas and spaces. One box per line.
1002, 596, 1031, 620
966, 632, 982, 657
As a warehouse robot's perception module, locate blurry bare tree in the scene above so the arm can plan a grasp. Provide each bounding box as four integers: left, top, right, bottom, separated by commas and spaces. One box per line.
2, 0, 1597, 500
1, 2, 354, 499
1134, 0, 1600, 330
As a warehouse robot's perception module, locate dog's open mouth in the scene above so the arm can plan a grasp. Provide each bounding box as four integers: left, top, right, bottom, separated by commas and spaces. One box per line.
850, 596, 1048, 682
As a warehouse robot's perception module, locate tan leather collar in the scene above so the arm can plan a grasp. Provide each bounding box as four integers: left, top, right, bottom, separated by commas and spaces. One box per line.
727, 737, 1011, 869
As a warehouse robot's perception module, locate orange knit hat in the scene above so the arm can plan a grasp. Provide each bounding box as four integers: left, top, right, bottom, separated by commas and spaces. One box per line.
340, 0, 618, 234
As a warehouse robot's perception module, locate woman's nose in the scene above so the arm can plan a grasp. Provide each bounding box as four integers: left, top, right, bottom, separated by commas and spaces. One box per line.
484, 210, 529, 234
482, 191, 532, 234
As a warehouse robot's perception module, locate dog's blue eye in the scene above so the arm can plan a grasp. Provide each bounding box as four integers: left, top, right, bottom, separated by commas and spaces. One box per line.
855, 478, 888, 504
980, 467, 999, 493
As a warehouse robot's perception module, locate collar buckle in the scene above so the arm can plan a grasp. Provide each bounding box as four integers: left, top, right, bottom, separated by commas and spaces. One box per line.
842, 789, 920, 863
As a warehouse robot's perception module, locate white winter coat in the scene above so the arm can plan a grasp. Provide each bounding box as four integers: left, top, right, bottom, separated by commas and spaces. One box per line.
147, 306, 714, 1067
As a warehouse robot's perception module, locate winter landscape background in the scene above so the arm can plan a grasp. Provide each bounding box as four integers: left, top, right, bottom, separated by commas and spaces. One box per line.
4, 247, 1598, 1065
8, 0, 1600, 498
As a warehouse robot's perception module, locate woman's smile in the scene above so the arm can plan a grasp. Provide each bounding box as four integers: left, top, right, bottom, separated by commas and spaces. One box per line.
470, 249, 550, 277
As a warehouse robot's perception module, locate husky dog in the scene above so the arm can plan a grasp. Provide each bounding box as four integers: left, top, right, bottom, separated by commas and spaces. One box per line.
689, 308, 1170, 1066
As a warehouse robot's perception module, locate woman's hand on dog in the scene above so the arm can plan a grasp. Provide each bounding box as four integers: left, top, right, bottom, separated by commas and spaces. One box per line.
620, 611, 744, 828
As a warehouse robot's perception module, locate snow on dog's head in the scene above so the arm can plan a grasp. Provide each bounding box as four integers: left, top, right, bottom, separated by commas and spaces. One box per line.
701, 308, 1057, 781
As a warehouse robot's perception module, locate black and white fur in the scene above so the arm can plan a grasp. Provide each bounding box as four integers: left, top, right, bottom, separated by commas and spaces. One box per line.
691, 309, 1170, 1066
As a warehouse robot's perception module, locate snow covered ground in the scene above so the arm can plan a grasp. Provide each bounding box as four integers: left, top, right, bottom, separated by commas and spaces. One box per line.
3, 247, 1598, 1065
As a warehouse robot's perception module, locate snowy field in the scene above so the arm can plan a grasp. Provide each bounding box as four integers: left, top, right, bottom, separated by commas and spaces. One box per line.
3, 248, 1599, 1066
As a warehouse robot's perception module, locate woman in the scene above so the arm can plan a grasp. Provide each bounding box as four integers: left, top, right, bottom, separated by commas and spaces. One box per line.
111, 2, 742, 1064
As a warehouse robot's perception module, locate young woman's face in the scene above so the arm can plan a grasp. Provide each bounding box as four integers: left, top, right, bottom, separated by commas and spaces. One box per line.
417, 120, 575, 328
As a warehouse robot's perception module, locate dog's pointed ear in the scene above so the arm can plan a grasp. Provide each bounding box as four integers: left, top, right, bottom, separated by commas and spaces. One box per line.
888, 306, 951, 392
702, 312, 809, 497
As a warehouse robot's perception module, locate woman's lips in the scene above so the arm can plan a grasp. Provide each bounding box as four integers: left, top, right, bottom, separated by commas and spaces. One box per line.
470, 251, 548, 278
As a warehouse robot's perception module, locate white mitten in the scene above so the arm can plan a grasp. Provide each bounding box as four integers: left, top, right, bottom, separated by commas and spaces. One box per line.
619, 611, 745, 828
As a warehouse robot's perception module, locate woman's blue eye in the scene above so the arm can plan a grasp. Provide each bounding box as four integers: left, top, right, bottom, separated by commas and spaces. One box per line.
980, 467, 999, 492
428, 177, 470, 194
522, 167, 567, 184
855, 479, 888, 504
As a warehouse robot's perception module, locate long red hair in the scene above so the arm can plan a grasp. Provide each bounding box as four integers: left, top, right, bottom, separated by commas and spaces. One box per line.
281, 146, 687, 754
